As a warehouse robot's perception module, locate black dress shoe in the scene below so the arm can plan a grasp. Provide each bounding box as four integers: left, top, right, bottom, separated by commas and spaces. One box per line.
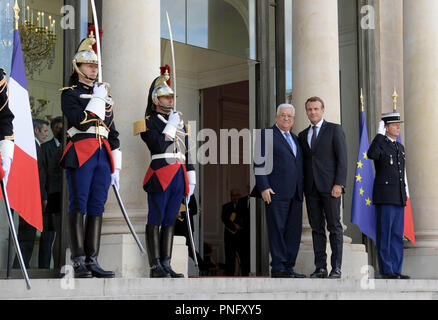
381, 273, 399, 279
395, 273, 410, 279
288, 269, 306, 278
328, 268, 342, 279
310, 268, 328, 278
271, 270, 293, 278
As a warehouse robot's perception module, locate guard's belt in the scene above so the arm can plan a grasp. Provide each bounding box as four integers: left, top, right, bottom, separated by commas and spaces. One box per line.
151, 152, 186, 161
67, 126, 109, 139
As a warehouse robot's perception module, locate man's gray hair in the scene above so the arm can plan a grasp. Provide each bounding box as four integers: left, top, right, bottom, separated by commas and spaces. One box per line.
277, 103, 295, 116
33, 118, 49, 131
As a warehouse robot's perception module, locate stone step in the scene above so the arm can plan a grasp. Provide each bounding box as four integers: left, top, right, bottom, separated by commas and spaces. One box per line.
1, 277, 437, 300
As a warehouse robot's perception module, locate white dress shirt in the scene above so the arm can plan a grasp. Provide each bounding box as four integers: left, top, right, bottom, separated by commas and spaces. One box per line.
276, 124, 297, 157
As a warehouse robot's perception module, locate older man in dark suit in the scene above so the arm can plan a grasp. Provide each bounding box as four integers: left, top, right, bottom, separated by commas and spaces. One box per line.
14, 119, 49, 268
254, 103, 305, 278
298, 96, 347, 279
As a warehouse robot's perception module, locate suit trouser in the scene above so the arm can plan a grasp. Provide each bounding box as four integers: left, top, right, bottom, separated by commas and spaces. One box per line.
13, 217, 36, 268
265, 196, 302, 273
224, 231, 250, 276
306, 183, 343, 270
376, 204, 404, 275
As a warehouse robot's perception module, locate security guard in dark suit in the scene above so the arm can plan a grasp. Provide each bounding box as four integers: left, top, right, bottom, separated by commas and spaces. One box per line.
367, 112, 409, 279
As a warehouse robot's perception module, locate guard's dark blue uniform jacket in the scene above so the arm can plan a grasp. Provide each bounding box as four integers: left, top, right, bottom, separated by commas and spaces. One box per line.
0, 69, 14, 141
60, 82, 120, 172
140, 110, 194, 195
367, 134, 407, 207
0, 69, 14, 180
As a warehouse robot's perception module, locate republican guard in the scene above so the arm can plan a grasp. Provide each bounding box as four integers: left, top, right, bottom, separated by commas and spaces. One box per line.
60, 34, 121, 278
0, 68, 14, 183
137, 66, 196, 278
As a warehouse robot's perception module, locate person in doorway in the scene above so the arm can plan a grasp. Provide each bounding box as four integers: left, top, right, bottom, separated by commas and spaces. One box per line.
222, 188, 250, 276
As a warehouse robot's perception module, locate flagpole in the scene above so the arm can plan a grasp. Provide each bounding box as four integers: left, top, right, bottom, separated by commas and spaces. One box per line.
5, 0, 32, 290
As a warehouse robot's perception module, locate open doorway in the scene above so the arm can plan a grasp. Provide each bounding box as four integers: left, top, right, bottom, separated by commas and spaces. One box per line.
201, 81, 250, 276
161, 39, 256, 276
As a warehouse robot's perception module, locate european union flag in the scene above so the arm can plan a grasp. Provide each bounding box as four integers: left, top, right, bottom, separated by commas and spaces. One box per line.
351, 111, 376, 242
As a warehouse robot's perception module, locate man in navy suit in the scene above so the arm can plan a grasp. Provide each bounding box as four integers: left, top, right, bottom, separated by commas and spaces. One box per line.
254, 104, 305, 278
298, 96, 347, 279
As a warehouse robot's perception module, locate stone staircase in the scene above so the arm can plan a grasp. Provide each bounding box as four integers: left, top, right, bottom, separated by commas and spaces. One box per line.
1, 277, 437, 300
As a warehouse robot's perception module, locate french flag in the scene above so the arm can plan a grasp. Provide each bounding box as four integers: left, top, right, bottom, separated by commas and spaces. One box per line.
5, 29, 42, 231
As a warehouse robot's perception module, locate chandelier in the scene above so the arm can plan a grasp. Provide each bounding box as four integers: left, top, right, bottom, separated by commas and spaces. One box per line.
18, 6, 57, 78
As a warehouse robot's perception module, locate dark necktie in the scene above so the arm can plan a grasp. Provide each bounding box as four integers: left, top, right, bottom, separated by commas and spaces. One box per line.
311, 126, 317, 150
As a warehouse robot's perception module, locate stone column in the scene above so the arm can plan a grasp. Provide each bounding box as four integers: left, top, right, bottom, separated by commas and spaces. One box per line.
97, 0, 187, 277
292, 0, 341, 128
403, 0, 438, 279
291, 0, 367, 278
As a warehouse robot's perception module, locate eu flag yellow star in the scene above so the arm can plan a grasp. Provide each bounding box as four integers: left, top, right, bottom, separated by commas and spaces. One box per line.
356, 174, 362, 182
360, 187, 364, 196
363, 152, 368, 159
365, 198, 371, 206
357, 161, 363, 169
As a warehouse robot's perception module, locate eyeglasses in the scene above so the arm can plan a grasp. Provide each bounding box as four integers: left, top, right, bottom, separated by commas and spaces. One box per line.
279, 114, 294, 119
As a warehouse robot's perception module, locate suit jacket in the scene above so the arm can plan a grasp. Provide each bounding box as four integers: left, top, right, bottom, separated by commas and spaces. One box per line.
298, 120, 347, 195
42, 138, 62, 195
253, 125, 304, 202
367, 134, 406, 206
222, 200, 248, 235
35, 141, 47, 202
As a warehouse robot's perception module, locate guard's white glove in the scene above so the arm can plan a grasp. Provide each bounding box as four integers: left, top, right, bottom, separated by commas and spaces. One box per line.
85, 83, 110, 121
377, 120, 386, 135
163, 111, 181, 139
188, 184, 195, 198
1, 139, 14, 186
111, 169, 120, 190
187, 170, 196, 198
1, 156, 12, 185
93, 83, 108, 99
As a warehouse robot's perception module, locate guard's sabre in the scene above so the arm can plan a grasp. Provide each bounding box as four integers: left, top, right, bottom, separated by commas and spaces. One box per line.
90, 1, 144, 254
90, 0, 102, 83
1, 180, 31, 289
166, 12, 197, 267
184, 196, 198, 267
166, 11, 177, 111
113, 185, 147, 255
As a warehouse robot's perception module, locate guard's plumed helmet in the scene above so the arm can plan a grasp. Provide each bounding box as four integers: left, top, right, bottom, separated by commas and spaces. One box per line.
151, 65, 174, 112
72, 32, 99, 81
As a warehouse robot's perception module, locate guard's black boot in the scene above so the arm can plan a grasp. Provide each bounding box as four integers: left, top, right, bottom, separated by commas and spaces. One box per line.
84, 215, 115, 278
146, 224, 170, 278
69, 212, 92, 278
160, 225, 184, 278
